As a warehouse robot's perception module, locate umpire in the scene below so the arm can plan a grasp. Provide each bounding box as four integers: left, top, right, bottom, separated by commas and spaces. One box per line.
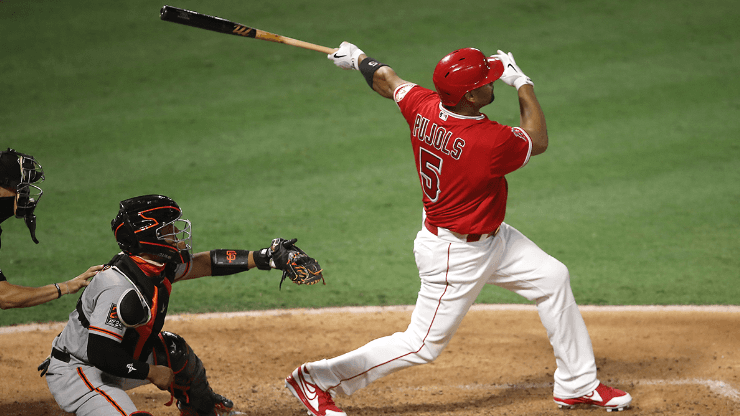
0, 148, 101, 309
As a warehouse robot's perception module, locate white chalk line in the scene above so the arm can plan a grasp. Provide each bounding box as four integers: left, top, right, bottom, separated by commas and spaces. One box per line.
2, 304, 739, 335
400, 378, 740, 402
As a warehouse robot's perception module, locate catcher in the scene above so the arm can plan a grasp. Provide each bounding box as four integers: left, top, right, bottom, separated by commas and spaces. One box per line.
41, 194, 322, 416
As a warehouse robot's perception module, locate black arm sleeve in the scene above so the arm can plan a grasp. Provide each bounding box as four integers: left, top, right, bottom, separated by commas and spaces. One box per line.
88, 333, 149, 380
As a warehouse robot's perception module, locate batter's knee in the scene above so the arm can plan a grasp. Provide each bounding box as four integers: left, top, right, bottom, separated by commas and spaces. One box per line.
419, 342, 446, 363
548, 257, 571, 288
396, 329, 449, 363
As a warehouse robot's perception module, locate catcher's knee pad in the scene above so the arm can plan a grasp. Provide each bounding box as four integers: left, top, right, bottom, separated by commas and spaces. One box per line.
153, 331, 233, 416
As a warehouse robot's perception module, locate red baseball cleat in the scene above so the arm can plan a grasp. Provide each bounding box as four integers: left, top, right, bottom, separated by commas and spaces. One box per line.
553, 382, 632, 412
285, 365, 346, 416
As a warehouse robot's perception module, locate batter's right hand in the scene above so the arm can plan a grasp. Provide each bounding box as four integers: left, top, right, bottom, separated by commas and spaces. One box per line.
328, 41, 364, 70
147, 364, 175, 391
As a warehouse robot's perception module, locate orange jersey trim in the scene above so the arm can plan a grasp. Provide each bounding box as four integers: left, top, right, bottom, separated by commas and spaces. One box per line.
89, 325, 123, 341
76, 367, 128, 415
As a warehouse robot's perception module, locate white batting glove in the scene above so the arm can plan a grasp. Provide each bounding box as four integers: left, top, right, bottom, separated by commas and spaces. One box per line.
328, 41, 364, 70
492, 50, 534, 90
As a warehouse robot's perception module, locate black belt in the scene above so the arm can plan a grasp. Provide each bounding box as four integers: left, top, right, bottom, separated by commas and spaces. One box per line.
52, 347, 71, 363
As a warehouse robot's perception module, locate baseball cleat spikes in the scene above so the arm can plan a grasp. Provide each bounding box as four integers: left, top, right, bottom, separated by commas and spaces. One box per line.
556, 403, 627, 412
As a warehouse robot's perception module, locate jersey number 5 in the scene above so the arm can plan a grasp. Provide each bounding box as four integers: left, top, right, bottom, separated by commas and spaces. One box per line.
419, 148, 442, 202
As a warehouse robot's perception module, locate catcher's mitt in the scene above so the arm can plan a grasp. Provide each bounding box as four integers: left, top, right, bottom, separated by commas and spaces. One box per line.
270, 238, 324, 288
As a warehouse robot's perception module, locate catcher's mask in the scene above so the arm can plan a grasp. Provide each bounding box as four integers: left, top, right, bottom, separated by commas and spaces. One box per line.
432, 47, 504, 107
111, 194, 192, 265
0, 148, 44, 246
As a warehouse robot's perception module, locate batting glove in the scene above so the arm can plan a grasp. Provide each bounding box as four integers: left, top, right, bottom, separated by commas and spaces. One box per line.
328, 41, 364, 70
492, 50, 534, 90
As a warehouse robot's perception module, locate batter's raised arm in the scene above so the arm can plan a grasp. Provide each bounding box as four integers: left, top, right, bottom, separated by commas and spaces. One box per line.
492, 50, 548, 155
328, 41, 408, 99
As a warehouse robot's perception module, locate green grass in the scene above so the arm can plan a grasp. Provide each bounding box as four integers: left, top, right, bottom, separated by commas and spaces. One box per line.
1, 0, 738, 325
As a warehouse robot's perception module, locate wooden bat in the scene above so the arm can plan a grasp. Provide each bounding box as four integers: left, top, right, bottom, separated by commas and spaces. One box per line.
160, 5, 335, 54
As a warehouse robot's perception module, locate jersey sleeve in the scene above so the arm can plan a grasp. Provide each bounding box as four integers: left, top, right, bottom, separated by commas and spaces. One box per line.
489, 126, 533, 176
394, 83, 433, 119
393, 82, 417, 104
87, 281, 127, 342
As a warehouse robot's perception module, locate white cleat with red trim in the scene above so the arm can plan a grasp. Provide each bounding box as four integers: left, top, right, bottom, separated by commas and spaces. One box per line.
286, 365, 346, 416
553, 383, 632, 412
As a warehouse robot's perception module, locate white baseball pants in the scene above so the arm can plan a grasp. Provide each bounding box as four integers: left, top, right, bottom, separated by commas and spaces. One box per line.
307, 222, 599, 399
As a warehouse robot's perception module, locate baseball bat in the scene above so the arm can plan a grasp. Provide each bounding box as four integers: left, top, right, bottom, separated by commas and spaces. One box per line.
160, 5, 335, 54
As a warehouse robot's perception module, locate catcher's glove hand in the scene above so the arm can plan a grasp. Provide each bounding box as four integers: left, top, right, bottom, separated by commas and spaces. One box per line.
270, 238, 324, 289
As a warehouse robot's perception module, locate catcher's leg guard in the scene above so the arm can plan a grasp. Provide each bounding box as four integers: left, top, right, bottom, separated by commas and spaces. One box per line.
153, 331, 234, 416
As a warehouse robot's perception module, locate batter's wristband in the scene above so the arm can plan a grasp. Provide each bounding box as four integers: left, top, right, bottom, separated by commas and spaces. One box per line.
359, 57, 388, 89
210, 249, 251, 276
54, 283, 62, 299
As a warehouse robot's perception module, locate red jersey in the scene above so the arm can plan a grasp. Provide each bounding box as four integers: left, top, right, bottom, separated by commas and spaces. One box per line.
394, 83, 532, 235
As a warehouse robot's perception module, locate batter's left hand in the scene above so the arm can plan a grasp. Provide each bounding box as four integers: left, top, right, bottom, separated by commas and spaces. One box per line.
492, 50, 534, 90
328, 41, 364, 70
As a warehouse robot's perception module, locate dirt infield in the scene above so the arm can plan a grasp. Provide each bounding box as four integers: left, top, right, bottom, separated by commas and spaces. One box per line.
1, 305, 738, 416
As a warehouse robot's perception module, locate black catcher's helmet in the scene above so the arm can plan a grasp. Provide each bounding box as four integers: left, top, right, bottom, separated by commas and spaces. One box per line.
0, 148, 45, 245
111, 195, 192, 265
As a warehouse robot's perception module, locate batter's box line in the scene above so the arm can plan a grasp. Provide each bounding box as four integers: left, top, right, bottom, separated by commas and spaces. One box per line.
393, 378, 740, 402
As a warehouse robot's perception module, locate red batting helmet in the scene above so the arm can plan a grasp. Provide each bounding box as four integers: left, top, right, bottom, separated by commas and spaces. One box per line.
432, 48, 505, 106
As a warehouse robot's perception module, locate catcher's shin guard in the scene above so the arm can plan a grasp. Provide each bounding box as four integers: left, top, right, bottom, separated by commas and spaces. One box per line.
154, 331, 234, 416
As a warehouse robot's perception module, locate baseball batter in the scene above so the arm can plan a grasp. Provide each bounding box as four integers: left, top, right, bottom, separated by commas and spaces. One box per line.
284, 43, 632, 414
0, 148, 101, 309
42, 194, 315, 416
